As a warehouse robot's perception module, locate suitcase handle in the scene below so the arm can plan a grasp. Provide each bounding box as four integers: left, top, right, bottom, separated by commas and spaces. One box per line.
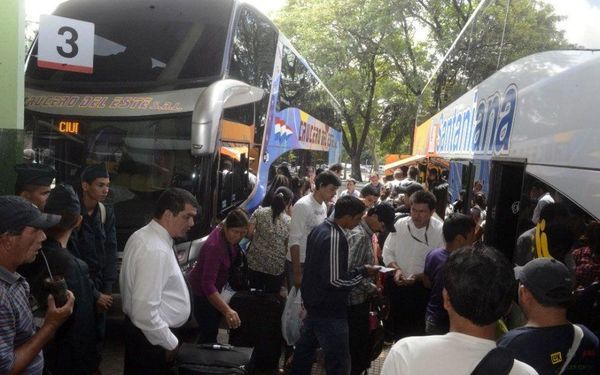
197, 343, 235, 351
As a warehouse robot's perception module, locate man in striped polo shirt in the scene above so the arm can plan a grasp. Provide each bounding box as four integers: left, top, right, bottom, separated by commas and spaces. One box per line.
0, 196, 74, 374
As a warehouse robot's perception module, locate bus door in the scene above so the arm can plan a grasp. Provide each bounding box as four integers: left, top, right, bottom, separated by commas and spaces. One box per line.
484, 161, 526, 260
448, 161, 476, 214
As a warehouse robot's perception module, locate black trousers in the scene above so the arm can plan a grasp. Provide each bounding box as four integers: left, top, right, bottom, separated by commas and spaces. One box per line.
123, 316, 171, 375
194, 295, 222, 344
348, 302, 371, 375
385, 276, 430, 339
248, 269, 284, 293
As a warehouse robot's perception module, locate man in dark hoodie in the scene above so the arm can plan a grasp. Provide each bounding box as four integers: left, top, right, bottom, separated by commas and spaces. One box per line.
290, 195, 378, 375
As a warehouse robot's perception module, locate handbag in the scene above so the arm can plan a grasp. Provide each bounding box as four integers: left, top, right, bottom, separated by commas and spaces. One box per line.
227, 245, 250, 292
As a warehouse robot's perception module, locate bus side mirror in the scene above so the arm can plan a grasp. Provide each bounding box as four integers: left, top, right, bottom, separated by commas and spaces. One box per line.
191, 80, 264, 156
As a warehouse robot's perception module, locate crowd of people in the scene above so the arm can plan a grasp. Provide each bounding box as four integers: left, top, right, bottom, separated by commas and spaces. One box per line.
1, 159, 600, 375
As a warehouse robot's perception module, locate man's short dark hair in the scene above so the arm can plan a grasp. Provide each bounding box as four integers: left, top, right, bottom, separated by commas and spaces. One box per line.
315, 170, 341, 190
539, 202, 568, 223
360, 184, 379, 199
539, 202, 574, 261
409, 190, 436, 211
443, 213, 476, 243
408, 166, 419, 179
154, 188, 199, 219
328, 163, 343, 173
443, 246, 516, 326
530, 180, 547, 192
334, 195, 366, 219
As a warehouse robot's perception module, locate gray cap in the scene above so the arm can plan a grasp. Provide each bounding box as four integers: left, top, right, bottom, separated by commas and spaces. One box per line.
0, 196, 61, 233
514, 258, 574, 305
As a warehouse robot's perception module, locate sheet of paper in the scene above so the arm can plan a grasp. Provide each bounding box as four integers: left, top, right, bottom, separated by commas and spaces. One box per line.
374, 266, 396, 273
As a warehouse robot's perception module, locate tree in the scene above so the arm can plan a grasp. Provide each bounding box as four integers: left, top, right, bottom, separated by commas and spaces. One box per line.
275, 0, 572, 175
385, 0, 572, 114
276, 0, 413, 180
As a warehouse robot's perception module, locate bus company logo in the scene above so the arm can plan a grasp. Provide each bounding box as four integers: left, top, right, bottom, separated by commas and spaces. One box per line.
274, 118, 293, 142
435, 84, 518, 156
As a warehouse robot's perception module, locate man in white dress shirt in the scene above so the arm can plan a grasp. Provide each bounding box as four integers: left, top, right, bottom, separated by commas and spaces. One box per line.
382, 190, 444, 338
120, 188, 198, 374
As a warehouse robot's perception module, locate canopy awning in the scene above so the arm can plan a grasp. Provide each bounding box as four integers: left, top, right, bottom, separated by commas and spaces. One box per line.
384, 154, 449, 171
383, 155, 426, 171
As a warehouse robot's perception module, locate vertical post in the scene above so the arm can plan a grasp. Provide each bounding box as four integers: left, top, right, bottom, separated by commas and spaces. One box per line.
0, 0, 26, 194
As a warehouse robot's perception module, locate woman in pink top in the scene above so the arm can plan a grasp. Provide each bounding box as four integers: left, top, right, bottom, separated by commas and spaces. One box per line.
188, 209, 249, 343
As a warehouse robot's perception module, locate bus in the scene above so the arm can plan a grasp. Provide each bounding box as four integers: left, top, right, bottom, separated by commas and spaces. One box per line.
411, 50, 600, 259
23, 0, 343, 268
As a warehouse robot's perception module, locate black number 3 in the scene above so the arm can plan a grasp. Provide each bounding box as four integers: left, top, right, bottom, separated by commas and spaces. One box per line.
57, 26, 79, 58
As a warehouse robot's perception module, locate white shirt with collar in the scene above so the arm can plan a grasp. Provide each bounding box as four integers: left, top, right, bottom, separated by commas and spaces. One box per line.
382, 215, 444, 275
287, 193, 327, 263
120, 220, 190, 350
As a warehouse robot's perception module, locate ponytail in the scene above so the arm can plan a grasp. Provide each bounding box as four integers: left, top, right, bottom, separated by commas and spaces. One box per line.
271, 186, 293, 223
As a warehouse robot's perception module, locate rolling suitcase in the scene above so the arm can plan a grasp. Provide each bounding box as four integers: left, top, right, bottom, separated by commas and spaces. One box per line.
174, 343, 253, 374
229, 290, 284, 372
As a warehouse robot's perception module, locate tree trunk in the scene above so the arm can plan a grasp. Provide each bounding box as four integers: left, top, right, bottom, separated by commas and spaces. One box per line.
351, 154, 362, 182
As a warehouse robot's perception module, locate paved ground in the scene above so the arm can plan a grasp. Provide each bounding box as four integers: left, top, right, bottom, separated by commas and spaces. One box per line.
100, 318, 390, 374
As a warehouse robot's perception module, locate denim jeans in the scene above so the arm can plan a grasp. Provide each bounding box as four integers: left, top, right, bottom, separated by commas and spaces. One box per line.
290, 313, 351, 375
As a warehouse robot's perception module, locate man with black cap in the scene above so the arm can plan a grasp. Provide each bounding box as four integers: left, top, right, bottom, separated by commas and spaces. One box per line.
346, 203, 396, 375
27, 185, 100, 374
14, 163, 56, 210
498, 258, 600, 374
69, 163, 117, 341
0, 196, 74, 375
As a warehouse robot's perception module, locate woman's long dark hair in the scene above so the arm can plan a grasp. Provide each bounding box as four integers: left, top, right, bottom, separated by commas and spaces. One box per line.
261, 174, 290, 207
271, 186, 293, 223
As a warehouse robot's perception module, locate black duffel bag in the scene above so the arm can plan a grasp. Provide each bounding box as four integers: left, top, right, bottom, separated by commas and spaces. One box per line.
174, 343, 253, 375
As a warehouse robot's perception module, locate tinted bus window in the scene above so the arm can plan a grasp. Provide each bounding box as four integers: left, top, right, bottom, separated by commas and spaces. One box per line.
26, 0, 233, 92
228, 7, 278, 91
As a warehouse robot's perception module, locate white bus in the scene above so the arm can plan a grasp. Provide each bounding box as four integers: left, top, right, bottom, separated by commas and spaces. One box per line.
411, 50, 600, 258
24, 0, 343, 267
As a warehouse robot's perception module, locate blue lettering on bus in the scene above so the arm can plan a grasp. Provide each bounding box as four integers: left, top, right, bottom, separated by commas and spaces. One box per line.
436, 84, 518, 155
495, 84, 517, 154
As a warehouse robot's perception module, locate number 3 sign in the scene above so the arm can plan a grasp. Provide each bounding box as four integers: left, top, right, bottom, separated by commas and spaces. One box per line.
38, 15, 95, 74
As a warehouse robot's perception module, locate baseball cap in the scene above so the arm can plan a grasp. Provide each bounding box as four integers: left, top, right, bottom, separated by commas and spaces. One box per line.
45, 184, 80, 215
0, 196, 61, 233
514, 258, 574, 305
14, 163, 56, 187
81, 163, 109, 183
371, 203, 397, 233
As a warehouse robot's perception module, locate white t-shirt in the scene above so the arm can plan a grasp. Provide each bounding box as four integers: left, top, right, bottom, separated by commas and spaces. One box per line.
340, 189, 360, 198
382, 215, 444, 275
287, 193, 327, 263
381, 332, 538, 375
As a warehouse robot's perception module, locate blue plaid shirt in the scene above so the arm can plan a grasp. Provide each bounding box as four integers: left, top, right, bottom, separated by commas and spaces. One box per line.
0, 266, 43, 374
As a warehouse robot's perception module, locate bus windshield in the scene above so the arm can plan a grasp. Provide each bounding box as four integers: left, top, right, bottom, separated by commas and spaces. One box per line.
25, 0, 233, 92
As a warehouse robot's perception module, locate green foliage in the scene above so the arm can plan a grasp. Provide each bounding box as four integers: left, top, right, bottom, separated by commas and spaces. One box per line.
275, 0, 571, 176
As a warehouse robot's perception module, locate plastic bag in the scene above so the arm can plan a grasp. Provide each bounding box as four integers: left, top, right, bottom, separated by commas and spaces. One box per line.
281, 287, 306, 346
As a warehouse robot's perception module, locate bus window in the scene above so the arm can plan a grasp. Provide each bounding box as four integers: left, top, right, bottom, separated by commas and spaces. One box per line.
216, 142, 251, 219
229, 7, 278, 90
26, 0, 232, 91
